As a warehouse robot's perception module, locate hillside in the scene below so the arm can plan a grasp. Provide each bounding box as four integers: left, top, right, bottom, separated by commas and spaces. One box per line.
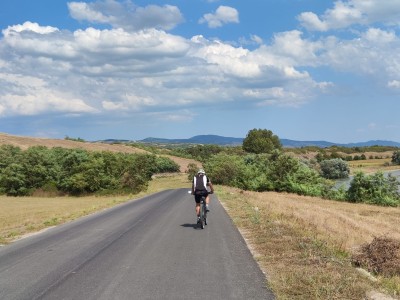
0, 133, 197, 173
0, 133, 148, 153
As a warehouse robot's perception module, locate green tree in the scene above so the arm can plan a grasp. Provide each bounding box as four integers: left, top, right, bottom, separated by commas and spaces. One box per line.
21, 146, 57, 189
346, 172, 400, 206
0, 163, 29, 196
392, 150, 400, 165
242, 128, 282, 154
319, 158, 350, 179
203, 154, 246, 186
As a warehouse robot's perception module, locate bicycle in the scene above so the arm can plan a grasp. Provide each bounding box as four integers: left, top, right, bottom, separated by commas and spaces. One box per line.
198, 195, 208, 229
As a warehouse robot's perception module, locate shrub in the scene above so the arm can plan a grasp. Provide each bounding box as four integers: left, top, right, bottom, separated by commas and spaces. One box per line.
186, 163, 200, 181
346, 172, 400, 206
319, 159, 350, 179
154, 156, 180, 173
0, 163, 30, 196
203, 154, 246, 187
392, 150, 400, 165
0, 146, 160, 196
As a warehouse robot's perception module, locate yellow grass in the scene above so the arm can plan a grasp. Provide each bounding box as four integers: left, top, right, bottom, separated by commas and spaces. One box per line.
348, 158, 400, 174
217, 186, 400, 299
0, 173, 190, 244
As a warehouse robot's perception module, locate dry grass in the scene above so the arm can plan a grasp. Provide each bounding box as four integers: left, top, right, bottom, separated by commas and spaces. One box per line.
217, 186, 400, 299
0, 132, 148, 154
348, 158, 399, 174
0, 173, 190, 245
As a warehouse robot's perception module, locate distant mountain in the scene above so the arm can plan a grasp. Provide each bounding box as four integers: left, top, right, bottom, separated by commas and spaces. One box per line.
342, 140, 400, 147
104, 135, 400, 148
141, 135, 243, 145
281, 139, 400, 148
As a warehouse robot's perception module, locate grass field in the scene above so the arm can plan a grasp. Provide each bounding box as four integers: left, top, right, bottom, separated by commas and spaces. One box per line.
217, 186, 400, 299
1, 172, 399, 299
0, 173, 190, 245
348, 157, 400, 174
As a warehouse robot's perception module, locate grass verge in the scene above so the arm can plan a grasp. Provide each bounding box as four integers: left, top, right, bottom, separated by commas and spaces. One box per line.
0, 173, 189, 245
216, 186, 400, 299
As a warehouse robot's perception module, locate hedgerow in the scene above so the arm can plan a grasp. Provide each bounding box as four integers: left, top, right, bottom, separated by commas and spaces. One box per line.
0, 145, 179, 196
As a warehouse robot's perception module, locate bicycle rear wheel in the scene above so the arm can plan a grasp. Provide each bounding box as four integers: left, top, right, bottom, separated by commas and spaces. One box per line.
204, 202, 207, 226
199, 200, 205, 229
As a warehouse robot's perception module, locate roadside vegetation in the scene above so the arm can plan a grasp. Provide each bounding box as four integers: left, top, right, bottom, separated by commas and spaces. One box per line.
177, 129, 400, 207
1, 130, 399, 298
217, 186, 400, 299
0, 145, 179, 196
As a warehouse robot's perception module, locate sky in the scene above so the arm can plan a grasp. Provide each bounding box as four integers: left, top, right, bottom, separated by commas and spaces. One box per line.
0, 0, 400, 143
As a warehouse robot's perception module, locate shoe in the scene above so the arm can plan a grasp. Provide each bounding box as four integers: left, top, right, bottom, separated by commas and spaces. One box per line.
197, 217, 201, 224
206, 205, 210, 212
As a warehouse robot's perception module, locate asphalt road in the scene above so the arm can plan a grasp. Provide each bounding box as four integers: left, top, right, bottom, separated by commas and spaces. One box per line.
0, 189, 275, 300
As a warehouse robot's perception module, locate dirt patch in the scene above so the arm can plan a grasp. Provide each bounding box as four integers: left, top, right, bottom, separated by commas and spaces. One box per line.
353, 237, 400, 277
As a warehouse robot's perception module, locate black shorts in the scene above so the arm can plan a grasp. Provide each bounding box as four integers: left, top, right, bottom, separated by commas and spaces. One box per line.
194, 190, 209, 203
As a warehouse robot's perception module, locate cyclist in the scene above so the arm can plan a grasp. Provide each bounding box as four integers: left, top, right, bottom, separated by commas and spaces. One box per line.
192, 168, 214, 224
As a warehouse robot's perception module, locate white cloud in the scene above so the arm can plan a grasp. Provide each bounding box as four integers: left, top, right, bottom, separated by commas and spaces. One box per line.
68, 2, 110, 24
0, 74, 96, 116
149, 110, 196, 122
0, 18, 335, 117
317, 28, 400, 82
388, 80, 400, 88
68, 0, 184, 31
199, 6, 239, 28
2, 21, 59, 36
7, 3, 400, 119
298, 0, 400, 31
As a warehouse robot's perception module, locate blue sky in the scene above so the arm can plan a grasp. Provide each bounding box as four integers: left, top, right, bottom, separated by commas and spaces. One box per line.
1, 0, 400, 143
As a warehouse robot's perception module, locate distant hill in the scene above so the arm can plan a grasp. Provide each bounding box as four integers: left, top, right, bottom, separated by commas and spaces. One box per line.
135, 135, 400, 148
140, 135, 243, 145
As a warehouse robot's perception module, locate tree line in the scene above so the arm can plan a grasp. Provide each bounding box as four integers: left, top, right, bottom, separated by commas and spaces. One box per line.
2, 129, 400, 206
184, 129, 400, 207
0, 145, 179, 196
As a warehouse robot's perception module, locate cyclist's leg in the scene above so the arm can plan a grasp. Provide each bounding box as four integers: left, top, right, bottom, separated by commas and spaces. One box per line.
194, 195, 201, 221
195, 202, 200, 216
205, 193, 210, 211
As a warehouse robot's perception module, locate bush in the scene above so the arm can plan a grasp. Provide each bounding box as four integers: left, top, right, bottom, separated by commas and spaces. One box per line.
154, 156, 180, 173
203, 151, 330, 197
319, 159, 350, 179
346, 172, 400, 206
186, 163, 200, 181
392, 150, 400, 165
0, 163, 30, 196
0, 146, 162, 196
352, 236, 400, 276
203, 154, 246, 187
